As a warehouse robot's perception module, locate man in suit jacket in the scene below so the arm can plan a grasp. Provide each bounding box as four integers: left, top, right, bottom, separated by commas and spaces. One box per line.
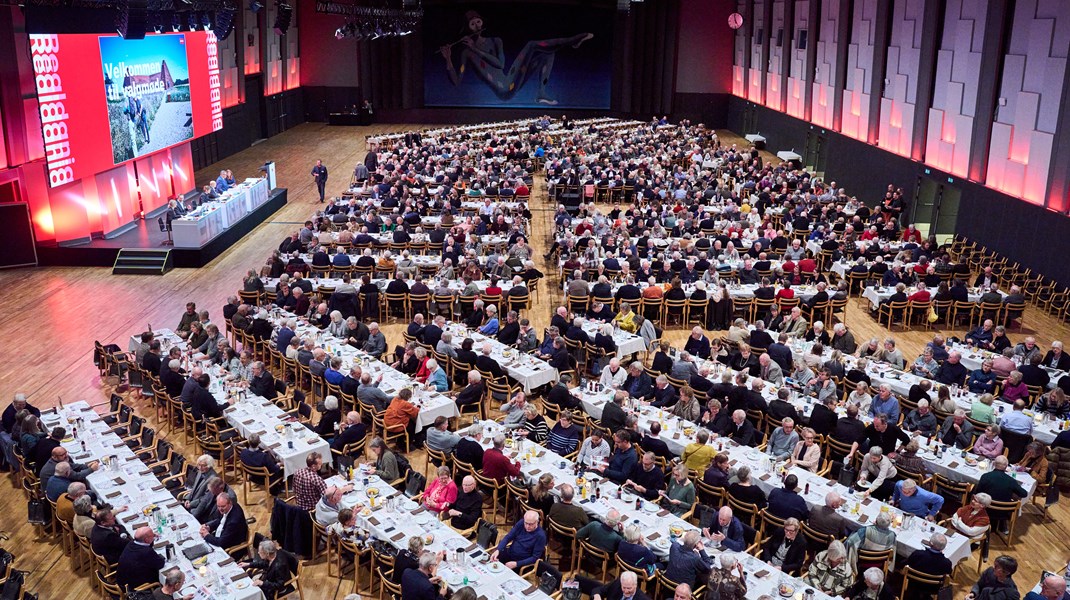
422, 317, 445, 350
90, 509, 129, 565
248, 362, 277, 399
191, 374, 225, 421
780, 307, 808, 338
600, 393, 629, 432
593, 571, 651, 600
117, 527, 165, 591
903, 534, 954, 600
726, 410, 759, 447
453, 371, 485, 408
453, 431, 485, 470
201, 493, 248, 554
621, 363, 654, 400
757, 354, 784, 386
767, 333, 794, 372
239, 434, 283, 495
331, 412, 368, 452
640, 422, 673, 460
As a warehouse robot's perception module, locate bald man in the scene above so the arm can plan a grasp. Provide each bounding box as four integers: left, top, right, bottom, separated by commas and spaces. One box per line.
117, 526, 164, 590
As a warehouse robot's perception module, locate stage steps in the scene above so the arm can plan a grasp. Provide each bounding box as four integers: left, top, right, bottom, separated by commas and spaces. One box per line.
112, 249, 173, 275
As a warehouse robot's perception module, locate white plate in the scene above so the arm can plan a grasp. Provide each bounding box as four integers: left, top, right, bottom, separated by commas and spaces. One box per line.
487, 562, 505, 573
180, 586, 198, 596
235, 580, 250, 590
444, 573, 464, 587
654, 538, 670, 549
855, 480, 872, 489
641, 503, 658, 514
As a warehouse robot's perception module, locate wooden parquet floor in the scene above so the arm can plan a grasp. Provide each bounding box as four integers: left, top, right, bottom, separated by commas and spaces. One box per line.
0, 122, 1067, 599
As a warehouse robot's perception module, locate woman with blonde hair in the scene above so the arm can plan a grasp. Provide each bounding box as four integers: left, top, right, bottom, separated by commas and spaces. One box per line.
527, 473, 555, 514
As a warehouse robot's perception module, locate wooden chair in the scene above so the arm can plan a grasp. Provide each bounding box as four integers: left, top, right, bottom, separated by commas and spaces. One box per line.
877, 300, 909, 330
576, 538, 614, 581
472, 471, 506, 524
899, 566, 948, 600
664, 298, 688, 327
725, 493, 760, 528
616, 555, 655, 593
988, 498, 1023, 547
546, 516, 578, 573
857, 547, 895, 576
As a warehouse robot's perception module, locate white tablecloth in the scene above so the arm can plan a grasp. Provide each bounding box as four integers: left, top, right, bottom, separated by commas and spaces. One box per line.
327, 473, 553, 600
41, 402, 264, 600
468, 422, 837, 600
264, 310, 459, 432
220, 394, 330, 477
445, 324, 557, 393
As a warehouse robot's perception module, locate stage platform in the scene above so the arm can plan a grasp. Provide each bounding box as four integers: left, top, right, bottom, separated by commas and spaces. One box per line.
36, 188, 288, 268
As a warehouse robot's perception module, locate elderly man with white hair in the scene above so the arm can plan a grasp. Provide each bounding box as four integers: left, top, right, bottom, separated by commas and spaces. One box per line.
599, 357, 627, 389
846, 567, 894, 600
363, 322, 386, 358
702, 505, 746, 551
592, 571, 649, 600
903, 399, 939, 436
804, 540, 854, 596
902, 533, 953, 597
766, 417, 799, 460
892, 478, 944, 519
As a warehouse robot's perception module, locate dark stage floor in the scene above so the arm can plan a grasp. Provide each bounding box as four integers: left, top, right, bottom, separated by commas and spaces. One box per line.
36, 188, 288, 268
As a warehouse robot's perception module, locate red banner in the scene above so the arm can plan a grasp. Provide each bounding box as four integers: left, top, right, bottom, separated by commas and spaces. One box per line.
30, 31, 223, 189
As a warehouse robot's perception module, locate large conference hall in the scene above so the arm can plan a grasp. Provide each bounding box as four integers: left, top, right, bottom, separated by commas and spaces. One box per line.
1, 0, 1070, 599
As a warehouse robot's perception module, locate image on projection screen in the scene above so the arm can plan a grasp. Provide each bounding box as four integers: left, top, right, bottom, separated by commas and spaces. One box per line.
100, 34, 194, 164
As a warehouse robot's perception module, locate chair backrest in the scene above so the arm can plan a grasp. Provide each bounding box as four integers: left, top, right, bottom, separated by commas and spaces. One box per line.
725, 493, 759, 527
901, 565, 948, 599
1000, 429, 1033, 463
857, 547, 895, 575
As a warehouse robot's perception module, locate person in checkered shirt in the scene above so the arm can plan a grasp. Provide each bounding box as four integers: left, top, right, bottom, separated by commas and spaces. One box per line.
293, 452, 327, 510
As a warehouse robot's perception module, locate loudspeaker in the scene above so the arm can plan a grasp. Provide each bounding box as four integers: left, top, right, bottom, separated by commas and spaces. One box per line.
0, 204, 38, 269
116, 0, 148, 39
273, 2, 292, 35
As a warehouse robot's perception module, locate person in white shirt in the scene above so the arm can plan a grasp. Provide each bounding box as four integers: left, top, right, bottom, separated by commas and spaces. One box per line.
576, 430, 611, 468
600, 358, 627, 389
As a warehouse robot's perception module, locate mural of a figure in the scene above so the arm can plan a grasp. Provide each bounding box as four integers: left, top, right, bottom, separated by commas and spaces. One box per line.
438, 10, 593, 105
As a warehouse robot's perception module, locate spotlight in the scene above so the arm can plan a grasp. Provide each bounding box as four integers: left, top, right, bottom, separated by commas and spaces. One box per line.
200, 11, 213, 30
249, 0, 263, 12
172, 12, 183, 31
187, 11, 199, 30
273, 2, 292, 35
214, 5, 236, 40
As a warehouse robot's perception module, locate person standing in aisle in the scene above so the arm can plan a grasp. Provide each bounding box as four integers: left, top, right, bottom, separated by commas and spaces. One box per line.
311, 159, 328, 202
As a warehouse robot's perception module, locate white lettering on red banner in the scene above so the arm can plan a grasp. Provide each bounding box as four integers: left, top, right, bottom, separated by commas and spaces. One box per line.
30, 34, 75, 187
205, 31, 223, 132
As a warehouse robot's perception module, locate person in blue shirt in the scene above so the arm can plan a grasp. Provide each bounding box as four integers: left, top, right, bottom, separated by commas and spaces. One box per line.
999, 400, 1034, 435
423, 359, 449, 393
214, 170, 230, 193
767, 475, 811, 521
478, 305, 500, 335
869, 385, 901, 425
891, 478, 944, 519
491, 510, 547, 570
664, 530, 713, 589
968, 360, 998, 394
617, 524, 659, 571
323, 358, 345, 385
702, 506, 746, 552
595, 431, 639, 484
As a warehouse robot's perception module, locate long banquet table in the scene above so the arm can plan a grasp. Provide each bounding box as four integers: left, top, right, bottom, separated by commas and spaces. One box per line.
42, 402, 264, 600
463, 420, 840, 600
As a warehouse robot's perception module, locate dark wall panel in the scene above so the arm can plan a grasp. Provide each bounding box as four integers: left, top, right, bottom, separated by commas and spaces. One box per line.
728, 97, 1070, 285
